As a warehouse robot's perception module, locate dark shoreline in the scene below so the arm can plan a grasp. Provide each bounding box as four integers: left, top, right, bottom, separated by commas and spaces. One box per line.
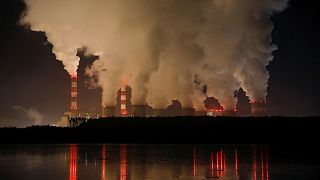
1, 116, 320, 165
0, 116, 319, 144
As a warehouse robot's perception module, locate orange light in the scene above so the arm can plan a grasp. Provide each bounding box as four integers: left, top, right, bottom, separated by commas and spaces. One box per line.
216, 152, 219, 171
211, 152, 214, 177
101, 145, 106, 180
235, 149, 238, 171
121, 109, 128, 115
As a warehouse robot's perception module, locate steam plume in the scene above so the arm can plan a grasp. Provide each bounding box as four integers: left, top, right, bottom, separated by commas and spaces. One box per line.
22, 0, 288, 109
13, 105, 43, 125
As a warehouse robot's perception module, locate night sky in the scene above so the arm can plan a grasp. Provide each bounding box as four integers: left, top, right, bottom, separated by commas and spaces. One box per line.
0, 0, 319, 127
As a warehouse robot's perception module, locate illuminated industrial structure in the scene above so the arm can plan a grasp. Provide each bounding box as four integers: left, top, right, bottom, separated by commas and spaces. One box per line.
61, 77, 269, 125
70, 74, 78, 116
116, 85, 132, 116
65, 144, 269, 179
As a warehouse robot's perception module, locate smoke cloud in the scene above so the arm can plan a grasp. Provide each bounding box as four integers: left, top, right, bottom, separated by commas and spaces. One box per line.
22, 0, 288, 109
13, 105, 43, 125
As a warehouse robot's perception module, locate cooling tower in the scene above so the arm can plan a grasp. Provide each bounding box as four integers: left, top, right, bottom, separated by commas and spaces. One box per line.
251, 101, 266, 116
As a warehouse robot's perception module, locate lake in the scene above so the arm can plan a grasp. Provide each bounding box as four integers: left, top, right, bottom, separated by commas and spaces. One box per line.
0, 144, 319, 180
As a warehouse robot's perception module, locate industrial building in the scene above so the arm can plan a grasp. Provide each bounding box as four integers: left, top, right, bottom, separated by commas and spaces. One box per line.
58, 76, 267, 126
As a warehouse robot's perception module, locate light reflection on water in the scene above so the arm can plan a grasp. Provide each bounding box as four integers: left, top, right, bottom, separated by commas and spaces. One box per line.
0, 144, 317, 180
68, 144, 267, 180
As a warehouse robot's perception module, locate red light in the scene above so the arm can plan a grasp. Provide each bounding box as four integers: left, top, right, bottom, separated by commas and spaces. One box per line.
69, 144, 77, 180
220, 150, 223, 171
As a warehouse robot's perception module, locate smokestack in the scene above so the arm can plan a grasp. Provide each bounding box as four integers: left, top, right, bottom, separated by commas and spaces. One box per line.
116, 82, 132, 116
70, 74, 78, 116
120, 86, 128, 116
251, 101, 266, 116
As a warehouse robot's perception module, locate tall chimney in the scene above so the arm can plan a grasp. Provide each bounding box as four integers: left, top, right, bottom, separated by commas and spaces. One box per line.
120, 86, 128, 116
70, 73, 78, 116
250, 100, 266, 116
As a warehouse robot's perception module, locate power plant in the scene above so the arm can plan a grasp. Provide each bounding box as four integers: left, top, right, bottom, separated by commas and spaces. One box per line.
60, 78, 267, 125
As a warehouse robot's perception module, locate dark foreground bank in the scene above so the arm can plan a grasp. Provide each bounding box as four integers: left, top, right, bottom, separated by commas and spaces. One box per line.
0, 116, 319, 144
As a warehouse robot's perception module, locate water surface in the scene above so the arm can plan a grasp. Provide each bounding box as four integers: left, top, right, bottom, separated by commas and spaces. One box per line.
0, 144, 319, 180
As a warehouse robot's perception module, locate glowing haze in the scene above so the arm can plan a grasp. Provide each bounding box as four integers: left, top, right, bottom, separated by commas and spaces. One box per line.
22, 0, 288, 110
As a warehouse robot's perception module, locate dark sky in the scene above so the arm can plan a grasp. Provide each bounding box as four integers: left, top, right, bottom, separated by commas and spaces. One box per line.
0, 0, 319, 126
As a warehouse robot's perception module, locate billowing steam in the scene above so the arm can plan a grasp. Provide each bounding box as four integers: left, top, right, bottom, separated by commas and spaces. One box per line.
13, 105, 43, 125
22, 0, 288, 110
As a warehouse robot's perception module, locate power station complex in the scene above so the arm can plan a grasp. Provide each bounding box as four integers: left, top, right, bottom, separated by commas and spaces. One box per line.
60, 74, 266, 124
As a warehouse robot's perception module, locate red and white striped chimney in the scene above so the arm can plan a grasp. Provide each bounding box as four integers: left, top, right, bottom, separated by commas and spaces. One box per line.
70, 73, 78, 116
120, 85, 128, 116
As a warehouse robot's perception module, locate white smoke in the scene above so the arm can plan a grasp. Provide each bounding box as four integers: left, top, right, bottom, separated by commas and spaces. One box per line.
13, 105, 43, 125
22, 0, 288, 110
